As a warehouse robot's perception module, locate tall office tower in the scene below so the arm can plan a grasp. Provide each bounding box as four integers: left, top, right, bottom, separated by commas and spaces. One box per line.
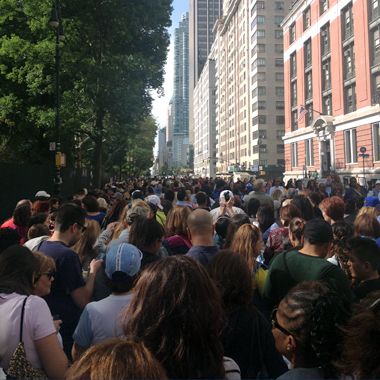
215, 0, 291, 177
283, 0, 380, 182
157, 127, 168, 173
172, 12, 190, 168
189, 0, 223, 156
166, 100, 174, 169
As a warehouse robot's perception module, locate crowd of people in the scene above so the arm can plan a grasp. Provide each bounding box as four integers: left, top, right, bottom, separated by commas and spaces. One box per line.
0, 174, 380, 379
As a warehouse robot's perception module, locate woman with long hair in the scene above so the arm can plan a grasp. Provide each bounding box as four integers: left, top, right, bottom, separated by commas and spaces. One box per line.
0, 246, 68, 379
163, 206, 192, 255
123, 255, 240, 379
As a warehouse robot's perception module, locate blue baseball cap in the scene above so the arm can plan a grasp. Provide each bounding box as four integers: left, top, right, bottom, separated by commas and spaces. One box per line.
105, 243, 142, 280
365, 196, 380, 207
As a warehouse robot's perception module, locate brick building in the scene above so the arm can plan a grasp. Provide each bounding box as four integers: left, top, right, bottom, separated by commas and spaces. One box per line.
283, 0, 380, 183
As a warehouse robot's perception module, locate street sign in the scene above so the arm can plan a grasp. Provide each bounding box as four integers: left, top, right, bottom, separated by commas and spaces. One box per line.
359, 146, 367, 153
49, 142, 56, 151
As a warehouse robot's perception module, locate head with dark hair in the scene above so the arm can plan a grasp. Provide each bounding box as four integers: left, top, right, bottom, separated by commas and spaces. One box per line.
339, 291, 380, 379
303, 218, 333, 249
288, 217, 306, 248
176, 188, 187, 202
165, 206, 191, 237
27, 223, 50, 240
291, 195, 314, 221
55, 203, 86, 233
224, 214, 251, 248
13, 200, 32, 227
123, 256, 225, 379
0, 228, 20, 254
195, 191, 209, 207
0, 245, 39, 294
272, 281, 351, 378
129, 217, 165, 253
257, 205, 275, 234
280, 204, 302, 227
247, 197, 261, 218
214, 216, 231, 240
354, 213, 380, 239
82, 196, 99, 213
347, 236, 380, 282
319, 196, 345, 224
28, 212, 48, 228
66, 338, 167, 380
308, 192, 322, 207
208, 250, 253, 311
230, 224, 262, 272
328, 221, 353, 263
32, 200, 50, 215
164, 189, 175, 202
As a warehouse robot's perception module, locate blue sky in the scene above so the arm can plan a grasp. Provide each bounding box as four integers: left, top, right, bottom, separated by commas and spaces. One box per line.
152, 0, 189, 134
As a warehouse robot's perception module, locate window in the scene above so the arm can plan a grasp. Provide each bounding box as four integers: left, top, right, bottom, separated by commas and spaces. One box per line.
320, 0, 329, 14
258, 101, 266, 109
275, 44, 283, 53
259, 129, 267, 138
305, 139, 314, 165
305, 71, 312, 100
259, 160, 268, 166
291, 81, 297, 107
276, 87, 284, 97
303, 7, 311, 30
305, 103, 313, 126
276, 130, 285, 139
258, 44, 266, 52
275, 1, 284, 10
373, 123, 380, 161
343, 44, 355, 80
259, 144, 267, 153
276, 144, 284, 154
258, 86, 266, 96
276, 72, 284, 81
322, 94, 332, 115
344, 84, 356, 113
291, 109, 298, 131
276, 101, 284, 109
259, 116, 267, 124
371, 26, 380, 66
252, 146, 259, 154
275, 58, 284, 67
342, 3, 353, 40
252, 130, 259, 138
290, 53, 297, 78
304, 39, 312, 68
257, 15, 266, 24
258, 58, 266, 66
345, 129, 358, 163
321, 23, 330, 56
291, 142, 298, 167
275, 30, 283, 39
322, 59, 331, 91
369, 0, 380, 22
276, 116, 285, 124
372, 72, 380, 103
289, 23, 296, 43
257, 29, 266, 38
275, 16, 284, 25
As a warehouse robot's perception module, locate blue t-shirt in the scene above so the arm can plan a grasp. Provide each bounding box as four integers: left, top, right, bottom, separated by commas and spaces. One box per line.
38, 240, 85, 348
73, 293, 132, 348
186, 245, 219, 266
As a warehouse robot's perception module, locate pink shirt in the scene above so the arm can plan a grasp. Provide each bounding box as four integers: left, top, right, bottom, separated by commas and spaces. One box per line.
0, 293, 56, 369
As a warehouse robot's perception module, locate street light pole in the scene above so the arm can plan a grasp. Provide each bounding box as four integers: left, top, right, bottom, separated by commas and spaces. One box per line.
50, 0, 64, 195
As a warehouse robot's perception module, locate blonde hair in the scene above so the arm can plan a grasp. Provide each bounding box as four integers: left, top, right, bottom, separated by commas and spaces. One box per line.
356, 206, 378, 220
165, 206, 191, 237
33, 251, 55, 274
66, 338, 167, 380
72, 219, 100, 265
230, 224, 262, 273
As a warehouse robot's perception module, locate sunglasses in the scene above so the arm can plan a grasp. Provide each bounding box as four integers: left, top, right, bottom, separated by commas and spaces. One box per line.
35, 271, 55, 282
76, 222, 87, 232
271, 308, 294, 336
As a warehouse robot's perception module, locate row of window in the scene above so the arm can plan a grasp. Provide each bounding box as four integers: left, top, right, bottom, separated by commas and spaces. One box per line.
290, 124, 380, 168
251, 15, 284, 29
251, 1, 284, 16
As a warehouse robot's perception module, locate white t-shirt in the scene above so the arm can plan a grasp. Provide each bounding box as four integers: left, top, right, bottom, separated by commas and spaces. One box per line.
0, 293, 56, 370
210, 207, 246, 223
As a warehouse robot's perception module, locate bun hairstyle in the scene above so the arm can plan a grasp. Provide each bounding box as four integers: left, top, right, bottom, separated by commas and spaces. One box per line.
289, 217, 305, 243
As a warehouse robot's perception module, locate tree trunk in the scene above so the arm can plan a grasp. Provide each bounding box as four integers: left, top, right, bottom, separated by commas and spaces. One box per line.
93, 110, 104, 188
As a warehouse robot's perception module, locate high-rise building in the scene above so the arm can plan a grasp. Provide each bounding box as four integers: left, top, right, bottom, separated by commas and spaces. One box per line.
189, 0, 223, 152
214, 0, 290, 176
172, 13, 190, 168
157, 127, 167, 174
282, 0, 380, 182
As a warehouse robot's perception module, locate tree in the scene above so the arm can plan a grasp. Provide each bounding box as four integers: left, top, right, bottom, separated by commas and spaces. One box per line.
0, 0, 172, 186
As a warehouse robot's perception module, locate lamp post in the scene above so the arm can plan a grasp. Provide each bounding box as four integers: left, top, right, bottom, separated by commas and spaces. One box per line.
50, 0, 64, 195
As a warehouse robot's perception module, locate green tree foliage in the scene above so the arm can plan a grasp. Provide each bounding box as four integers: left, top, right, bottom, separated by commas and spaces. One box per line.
0, 0, 172, 185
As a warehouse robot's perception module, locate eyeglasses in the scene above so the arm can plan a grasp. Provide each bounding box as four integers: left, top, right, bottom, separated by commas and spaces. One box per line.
271, 308, 294, 336
368, 297, 380, 311
35, 271, 55, 282
76, 222, 87, 232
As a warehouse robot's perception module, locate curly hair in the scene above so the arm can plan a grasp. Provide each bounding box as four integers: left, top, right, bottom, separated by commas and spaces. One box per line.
123, 256, 225, 379
278, 281, 351, 378
288, 217, 305, 247
230, 224, 262, 272
338, 291, 380, 379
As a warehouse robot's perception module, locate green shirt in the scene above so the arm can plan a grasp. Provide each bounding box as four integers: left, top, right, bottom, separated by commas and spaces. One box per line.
263, 249, 353, 307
